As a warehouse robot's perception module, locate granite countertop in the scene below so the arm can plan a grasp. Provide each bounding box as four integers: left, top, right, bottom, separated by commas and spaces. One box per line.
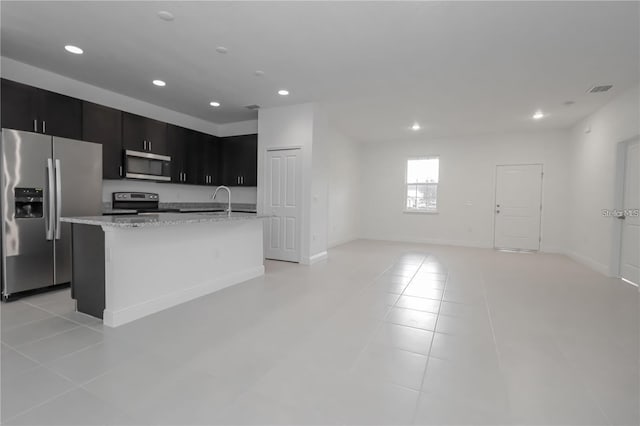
102, 202, 257, 215
62, 212, 265, 228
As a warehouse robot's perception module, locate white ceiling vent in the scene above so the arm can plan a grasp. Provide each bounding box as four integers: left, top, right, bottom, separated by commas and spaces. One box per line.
587, 84, 613, 93
245, 104, 260, 110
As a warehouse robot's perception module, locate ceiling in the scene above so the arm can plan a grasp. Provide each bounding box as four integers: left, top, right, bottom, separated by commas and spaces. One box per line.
1, 1, 638, 142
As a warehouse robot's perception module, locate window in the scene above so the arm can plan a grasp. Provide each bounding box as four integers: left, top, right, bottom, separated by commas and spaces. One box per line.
405, 157, 439, 212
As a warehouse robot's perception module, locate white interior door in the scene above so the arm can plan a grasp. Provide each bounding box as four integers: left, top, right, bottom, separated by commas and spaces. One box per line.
265, 148, 302, 262
494, 164, 543, 251
620, 140, 639, 285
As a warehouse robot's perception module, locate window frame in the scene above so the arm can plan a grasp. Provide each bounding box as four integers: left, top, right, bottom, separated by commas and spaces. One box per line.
404, 156, 440, 214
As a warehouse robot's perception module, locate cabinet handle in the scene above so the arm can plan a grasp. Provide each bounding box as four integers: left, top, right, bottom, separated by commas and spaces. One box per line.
184, 172, 187, 182
149, 141, 152, 151
33, 119, 38, 132
42, 121, 46, 134
119, 166, 123, 177
241, 176, 244, 185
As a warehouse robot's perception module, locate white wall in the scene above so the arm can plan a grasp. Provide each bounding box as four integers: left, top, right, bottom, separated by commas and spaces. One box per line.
102, 180, 257, 204
327, 127, 360, 247
310, 106, 329, 256
567, 84, 640, 275
358, 131, 571, 252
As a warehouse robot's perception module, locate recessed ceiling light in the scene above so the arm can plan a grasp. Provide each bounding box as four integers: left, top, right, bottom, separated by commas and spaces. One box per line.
157, 10, 174, 21
152, 80, 166, 87
254, 70, 265, 77
215, 46, 228, 54
278, 89, 289, 96
64, 45, 83, 55
532, 111, 545, 120
209, 101, 221, 107
411, 123, 421, 131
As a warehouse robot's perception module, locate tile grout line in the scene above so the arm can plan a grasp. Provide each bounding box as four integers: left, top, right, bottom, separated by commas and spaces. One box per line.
409, 255, 450, 425
2, 383, 79, 423
480, 267, 514, 424
346, 255, 429, 374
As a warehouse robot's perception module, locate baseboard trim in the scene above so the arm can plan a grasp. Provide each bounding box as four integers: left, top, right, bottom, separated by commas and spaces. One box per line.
357, 237, 617, 279
104, 265, 265, 327
361, 235, 491, 249
563, 250, 611, 277
301, 251, 328, 265
328, 236, 357, 249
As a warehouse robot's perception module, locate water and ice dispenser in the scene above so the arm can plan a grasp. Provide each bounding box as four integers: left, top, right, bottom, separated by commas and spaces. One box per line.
14, 188, 44, 219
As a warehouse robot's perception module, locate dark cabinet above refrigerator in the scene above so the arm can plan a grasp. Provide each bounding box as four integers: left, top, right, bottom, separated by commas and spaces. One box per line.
1, 78, 257, 187
0, 79, 82, 140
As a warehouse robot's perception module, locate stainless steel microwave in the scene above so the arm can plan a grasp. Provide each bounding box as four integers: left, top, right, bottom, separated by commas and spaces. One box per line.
124, 150, 171, 181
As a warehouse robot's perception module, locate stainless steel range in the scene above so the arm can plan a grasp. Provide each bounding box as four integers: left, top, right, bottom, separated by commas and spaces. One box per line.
112, 192, 179, 213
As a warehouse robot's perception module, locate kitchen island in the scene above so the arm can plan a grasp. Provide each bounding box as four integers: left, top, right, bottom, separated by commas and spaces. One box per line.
61, 212, 266, 327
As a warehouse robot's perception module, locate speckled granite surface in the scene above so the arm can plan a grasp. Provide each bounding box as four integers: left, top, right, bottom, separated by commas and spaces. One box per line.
63, 212, 264, 228
102, 202, 257, 214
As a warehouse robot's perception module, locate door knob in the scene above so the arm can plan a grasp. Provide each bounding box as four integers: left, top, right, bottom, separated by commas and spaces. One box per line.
496, 210, 500, 214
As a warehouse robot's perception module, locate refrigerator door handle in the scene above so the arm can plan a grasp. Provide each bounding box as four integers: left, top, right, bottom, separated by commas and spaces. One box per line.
54, 159, 62, 240
45, 158, 55, 240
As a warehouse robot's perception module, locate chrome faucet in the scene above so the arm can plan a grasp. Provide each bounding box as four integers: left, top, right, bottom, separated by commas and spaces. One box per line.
211, 186, 232, 216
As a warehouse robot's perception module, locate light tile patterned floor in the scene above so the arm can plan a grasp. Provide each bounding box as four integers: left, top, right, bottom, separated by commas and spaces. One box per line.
1, 240, 637, 425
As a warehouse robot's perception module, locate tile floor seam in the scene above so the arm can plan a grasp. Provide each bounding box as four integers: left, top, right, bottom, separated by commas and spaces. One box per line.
409, 264, 450, 424
20, 299, 100, 328
1, 307, 57, 333
551, 333, 615, 426
479, 267, 514, 424
7, 325, 84, 351
2, 381, 79, 423
337, 254, 429, 418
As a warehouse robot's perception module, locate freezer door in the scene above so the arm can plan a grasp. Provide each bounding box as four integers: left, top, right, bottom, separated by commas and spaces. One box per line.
53, 137, 102, 285
1, 129, 55, 296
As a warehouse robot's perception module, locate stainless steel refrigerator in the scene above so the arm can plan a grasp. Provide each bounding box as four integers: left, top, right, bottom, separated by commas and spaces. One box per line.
1, 129, 102, 299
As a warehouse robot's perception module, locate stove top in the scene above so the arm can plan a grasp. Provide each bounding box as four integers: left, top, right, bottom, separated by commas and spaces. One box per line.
112, 192, 167, 212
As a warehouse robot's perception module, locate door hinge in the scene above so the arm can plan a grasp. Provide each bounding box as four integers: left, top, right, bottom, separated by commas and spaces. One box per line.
539, 236, 542, 242
540, 204, 542, 211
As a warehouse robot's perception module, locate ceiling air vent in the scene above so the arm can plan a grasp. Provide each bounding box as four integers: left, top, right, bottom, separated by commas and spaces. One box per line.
245, 104, 260, 111
587, 84, 613, 93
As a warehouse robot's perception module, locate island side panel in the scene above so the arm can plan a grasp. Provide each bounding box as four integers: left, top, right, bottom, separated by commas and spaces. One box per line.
102, 218, 264, 327
71, 224, 106, 318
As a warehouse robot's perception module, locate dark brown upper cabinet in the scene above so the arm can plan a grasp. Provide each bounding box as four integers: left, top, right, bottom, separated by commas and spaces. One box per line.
221, 134, 257, 186
122, 112, 168, 155
82, 101, 123, 179
168, 124, 202, 185
1, 78, 82, 139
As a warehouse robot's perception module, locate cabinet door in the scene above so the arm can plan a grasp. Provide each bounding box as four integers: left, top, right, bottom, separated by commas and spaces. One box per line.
240, 134, 257, 186
38, 89, 82, 139
122, 113, 167, 154
201, 134, 220, 186
1, 79, 38, 132
167, 124, 188, 183
220, 137, 238, 186
184, 131, 201, 185
82, 102, 123, 179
